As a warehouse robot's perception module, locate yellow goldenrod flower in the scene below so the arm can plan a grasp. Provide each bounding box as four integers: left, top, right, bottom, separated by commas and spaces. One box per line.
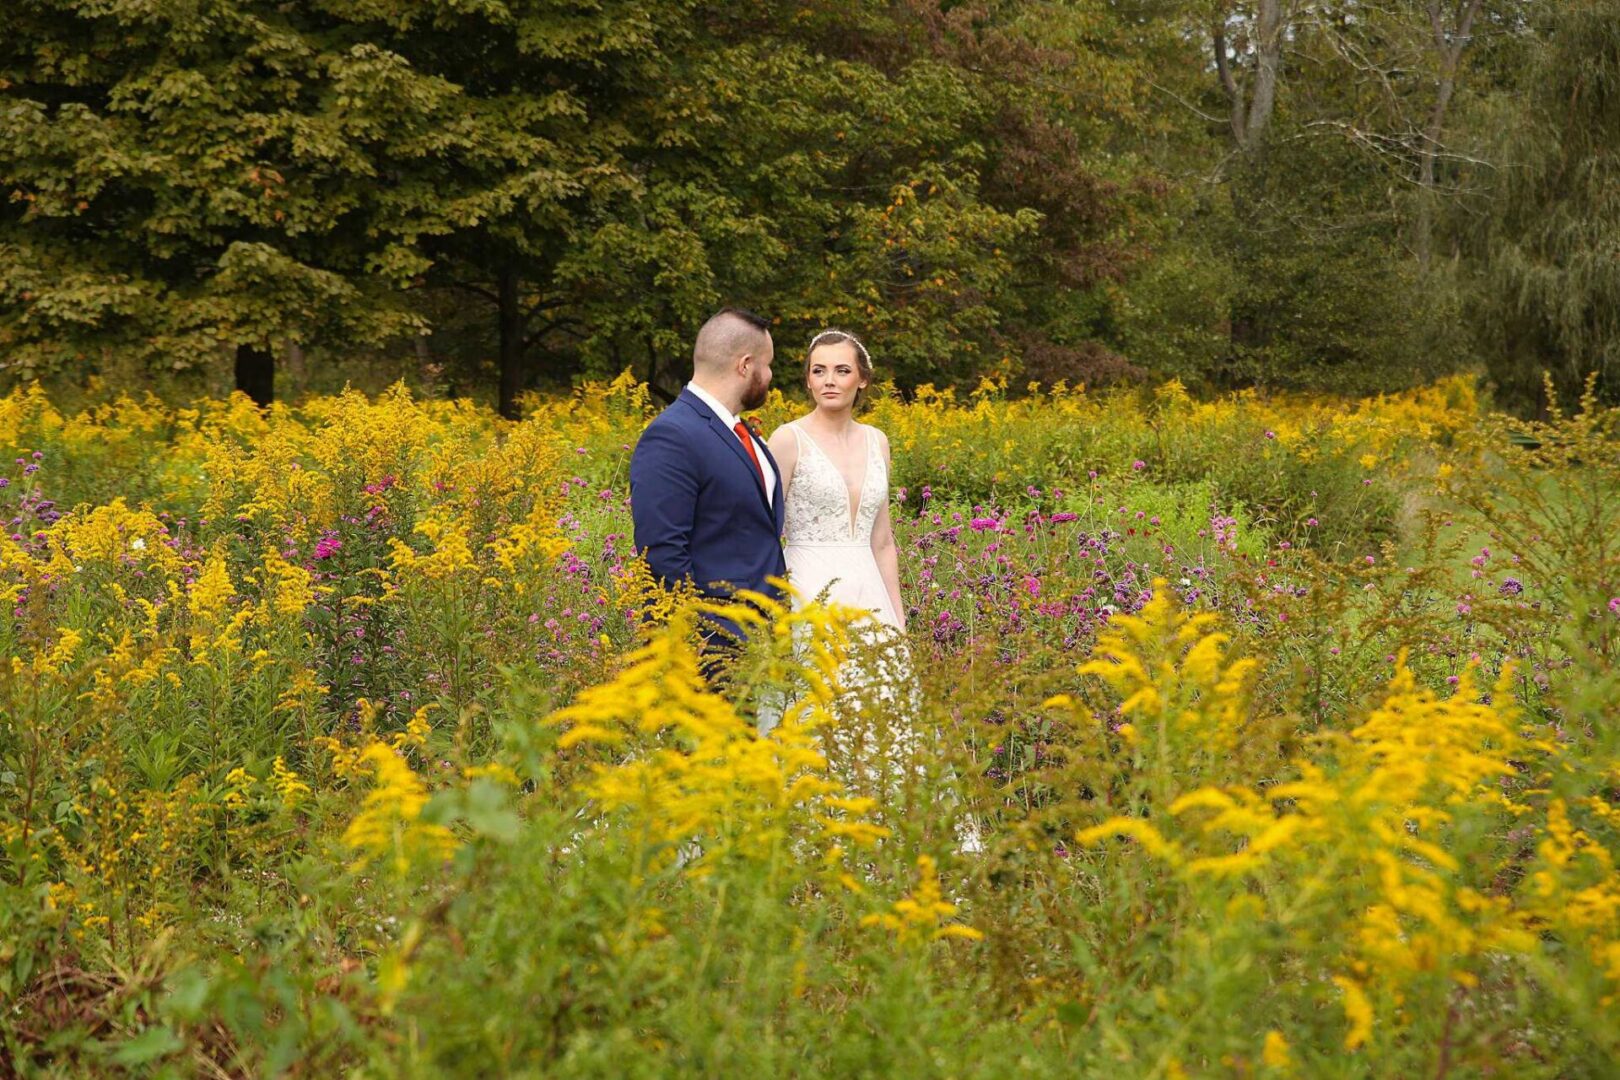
547, 599, 884, 873
1261, 1030, 1292, 1069
1332, 975, 1374, 1050
271, 756, 311, 806
860, 855, 983, 945
343, 743, 458, 877
189, 549, 236, 621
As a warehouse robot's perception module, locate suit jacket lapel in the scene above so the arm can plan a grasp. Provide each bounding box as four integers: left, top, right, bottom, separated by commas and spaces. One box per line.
680, 390, 775, 520
757, 437, 786, 534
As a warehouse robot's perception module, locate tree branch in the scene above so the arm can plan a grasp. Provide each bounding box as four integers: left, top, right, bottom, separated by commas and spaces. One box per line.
1148, 80, 1228, 127
440, 278, 501, 305
522, 315, 583, 352
1213, 21, 1248, 148
522, 293, 567, 323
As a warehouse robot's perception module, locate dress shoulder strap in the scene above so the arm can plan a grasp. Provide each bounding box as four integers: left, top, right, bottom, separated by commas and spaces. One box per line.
788, 421, 818, 459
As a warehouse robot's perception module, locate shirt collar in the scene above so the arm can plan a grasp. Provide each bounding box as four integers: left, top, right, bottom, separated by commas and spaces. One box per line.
685, 381, 741, 431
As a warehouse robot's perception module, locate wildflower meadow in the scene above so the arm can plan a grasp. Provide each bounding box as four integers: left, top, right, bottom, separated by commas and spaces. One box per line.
2, 374, 1617, 1077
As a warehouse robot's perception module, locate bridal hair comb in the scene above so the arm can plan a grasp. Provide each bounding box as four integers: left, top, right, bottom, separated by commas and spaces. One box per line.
805, 329, 871, 371
804, 328, 875, 407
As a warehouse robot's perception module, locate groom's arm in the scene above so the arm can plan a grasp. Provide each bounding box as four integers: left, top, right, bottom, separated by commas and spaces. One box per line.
629, 422, 698, 590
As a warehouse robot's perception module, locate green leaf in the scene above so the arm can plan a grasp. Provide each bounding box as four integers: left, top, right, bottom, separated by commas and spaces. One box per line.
162, 967, 213, 1022
107, 1025, 184, 1066
463, 780, 520, 843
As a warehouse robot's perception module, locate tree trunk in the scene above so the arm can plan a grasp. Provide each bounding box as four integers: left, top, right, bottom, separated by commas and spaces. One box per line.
1214, 22, 1249, 149
497, 268, 525, 421
1415, 0, 1483, 269
1215, 0, 1289, 160
283, 340, 307, 398
1245, 0, 1287, 158
235, 343, 274, 407
1212, 2, 1294, 374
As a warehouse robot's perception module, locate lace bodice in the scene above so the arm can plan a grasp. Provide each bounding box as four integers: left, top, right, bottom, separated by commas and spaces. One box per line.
783, 422, 887, 545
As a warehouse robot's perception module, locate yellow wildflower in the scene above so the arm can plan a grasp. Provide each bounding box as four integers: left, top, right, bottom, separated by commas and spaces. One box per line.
271, 756, 311, 806
861, 855, 983, 944
189, 550, 236, 621
1332, 975, 1374, 1050
1261, 1030, 1292, 1069
548, 598, 883, 872
343, 743, 458, 877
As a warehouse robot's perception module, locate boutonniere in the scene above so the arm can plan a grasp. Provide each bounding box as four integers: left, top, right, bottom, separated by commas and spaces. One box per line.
744, 415, 765, 438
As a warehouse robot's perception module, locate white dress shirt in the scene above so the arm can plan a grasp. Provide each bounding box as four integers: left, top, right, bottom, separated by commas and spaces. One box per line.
686, 381, 775, 507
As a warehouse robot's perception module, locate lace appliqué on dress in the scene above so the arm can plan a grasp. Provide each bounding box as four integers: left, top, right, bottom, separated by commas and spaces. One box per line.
782, 422, 885, 546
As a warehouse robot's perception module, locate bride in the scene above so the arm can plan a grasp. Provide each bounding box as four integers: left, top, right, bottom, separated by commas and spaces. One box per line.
765, 329, 904, 633
766, 330, 982, 853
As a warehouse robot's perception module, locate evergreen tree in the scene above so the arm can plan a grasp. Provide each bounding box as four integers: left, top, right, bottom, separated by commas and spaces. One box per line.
1469, 0, 1620, 409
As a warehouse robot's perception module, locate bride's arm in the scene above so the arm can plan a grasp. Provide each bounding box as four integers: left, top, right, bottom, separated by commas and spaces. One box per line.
766, 425, 798, 500
870, 431, 906, 631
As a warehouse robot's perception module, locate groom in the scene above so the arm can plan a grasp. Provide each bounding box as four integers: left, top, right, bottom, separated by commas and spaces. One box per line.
630, 307, 786, 650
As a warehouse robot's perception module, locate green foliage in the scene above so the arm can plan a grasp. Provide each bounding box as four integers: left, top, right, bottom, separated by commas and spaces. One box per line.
0, 1, 1595, 414
1466, 0, 1620, 409
0, 1, 463, 378
2, 381, 1618, 1075
0, 0, 1162, 406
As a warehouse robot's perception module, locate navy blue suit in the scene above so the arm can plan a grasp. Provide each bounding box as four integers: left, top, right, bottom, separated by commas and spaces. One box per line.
630, 389, 786, 644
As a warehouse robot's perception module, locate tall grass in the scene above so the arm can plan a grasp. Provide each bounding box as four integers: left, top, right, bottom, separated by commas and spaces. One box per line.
1, 374, 1615, 1077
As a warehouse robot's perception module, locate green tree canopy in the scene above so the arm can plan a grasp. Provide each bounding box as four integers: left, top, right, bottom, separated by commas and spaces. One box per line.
2, 0, 1164, 411
413, 0, 1163, 405
1467, 0, 1620, 408
0, 0, 490, 402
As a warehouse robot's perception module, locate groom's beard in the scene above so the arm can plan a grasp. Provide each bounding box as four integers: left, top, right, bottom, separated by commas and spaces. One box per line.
740, 373, 769, 411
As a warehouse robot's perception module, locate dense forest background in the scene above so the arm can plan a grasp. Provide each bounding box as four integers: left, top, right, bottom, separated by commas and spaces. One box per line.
2, 0, 1616, 416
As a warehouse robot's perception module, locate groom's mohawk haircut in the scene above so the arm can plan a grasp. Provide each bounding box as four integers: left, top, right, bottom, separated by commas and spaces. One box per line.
694, 307, 771, 372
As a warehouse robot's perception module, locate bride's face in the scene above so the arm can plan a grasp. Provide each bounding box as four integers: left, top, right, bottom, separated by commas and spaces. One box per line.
806, 342, 867, 412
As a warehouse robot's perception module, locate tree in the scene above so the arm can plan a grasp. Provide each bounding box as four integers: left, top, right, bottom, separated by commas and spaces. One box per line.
420, 0, 1157, 400
1413, 0, 1488, 267
1213, 0, 1292, 165
1468, 0, 1620, 409
0, 0, 476, 404
1101, 0, 1522, 392
369, 0, 699, 418
899, 0, 1169, 386
1288, 1, 1513, 267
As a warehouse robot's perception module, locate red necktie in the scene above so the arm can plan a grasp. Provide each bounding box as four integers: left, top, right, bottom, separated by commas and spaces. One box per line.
732, 420, 765, 489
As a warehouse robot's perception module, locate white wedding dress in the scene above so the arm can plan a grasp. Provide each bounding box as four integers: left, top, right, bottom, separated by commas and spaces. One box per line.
778, 422, 984, 854
781, 422, 900, 627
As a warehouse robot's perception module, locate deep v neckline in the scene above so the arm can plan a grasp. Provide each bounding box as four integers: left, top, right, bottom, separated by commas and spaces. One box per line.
796, 422, 870, 538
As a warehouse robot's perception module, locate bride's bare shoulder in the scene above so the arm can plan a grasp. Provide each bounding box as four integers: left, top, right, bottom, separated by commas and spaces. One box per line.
766, 421, 803, 463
